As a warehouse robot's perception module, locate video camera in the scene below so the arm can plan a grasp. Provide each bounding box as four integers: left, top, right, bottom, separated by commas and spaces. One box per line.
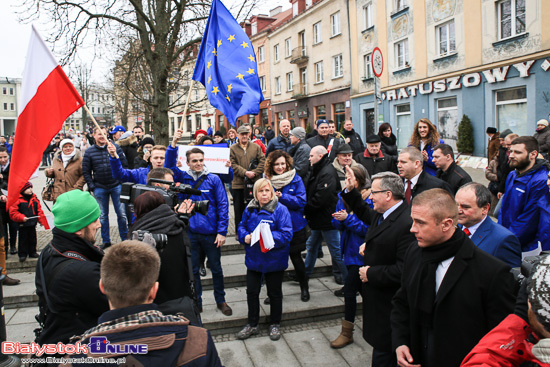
120, 178, 209, 216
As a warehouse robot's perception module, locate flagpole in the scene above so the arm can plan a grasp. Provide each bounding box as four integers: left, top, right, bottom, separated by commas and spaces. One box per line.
179, 79, 195, 131
83, 104, 119, 159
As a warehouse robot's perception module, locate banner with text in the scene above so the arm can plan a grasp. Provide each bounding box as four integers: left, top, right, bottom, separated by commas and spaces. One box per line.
176, 144, 230, 174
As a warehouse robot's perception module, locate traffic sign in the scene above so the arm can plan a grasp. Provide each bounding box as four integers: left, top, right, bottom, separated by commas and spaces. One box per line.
372, 47, 383, 77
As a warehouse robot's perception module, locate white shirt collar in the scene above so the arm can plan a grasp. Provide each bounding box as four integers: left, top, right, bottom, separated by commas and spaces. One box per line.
383, 200, 403, 220
464, 215, 487, 237
406, 171, 422, 190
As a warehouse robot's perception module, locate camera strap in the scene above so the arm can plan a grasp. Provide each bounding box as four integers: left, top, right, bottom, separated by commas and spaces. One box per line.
184, 174, 208, 200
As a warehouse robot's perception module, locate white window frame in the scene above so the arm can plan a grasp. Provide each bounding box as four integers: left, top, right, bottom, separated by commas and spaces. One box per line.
258, 46, 265, 63
315, 61, 324, 83
251, 22, 257, 35
275, 76, 281, 94
364, 54, 373, 79
497, 0, 526, 40
292, 2, 298, 16
313, 22, 322, 44
259, 76, 266, 92
287, 72, 293, 92
332, 54, 343, 78
285, 38, 292, 58
395, 0, 408, 12
436, 20, 456, 57
331, 12, 341, 37
306, 0, 312, 7
1, 88, 6, 95
363, 3, 373, 30
274, 44, 280, 62
9, 88, 14, 95
2, 103, 6, 111
496, 86, 528, 135
395, 39, 409, 69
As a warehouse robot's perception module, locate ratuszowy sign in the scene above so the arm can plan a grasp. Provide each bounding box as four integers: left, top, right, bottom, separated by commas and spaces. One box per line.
381, 60, 536, 101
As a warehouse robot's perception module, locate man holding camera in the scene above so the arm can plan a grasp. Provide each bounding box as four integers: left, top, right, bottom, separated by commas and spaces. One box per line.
164, 144, 232, 316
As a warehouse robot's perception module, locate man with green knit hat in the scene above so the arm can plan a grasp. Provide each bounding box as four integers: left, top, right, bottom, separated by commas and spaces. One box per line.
35, 190, 110, 345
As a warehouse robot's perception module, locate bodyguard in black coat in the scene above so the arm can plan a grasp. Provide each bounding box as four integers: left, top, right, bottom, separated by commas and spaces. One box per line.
433, 144, 472, 194
391, 189, 515, 367
306, 119, 342, 163
341, 120, 365, 157
342, 170, 414, 366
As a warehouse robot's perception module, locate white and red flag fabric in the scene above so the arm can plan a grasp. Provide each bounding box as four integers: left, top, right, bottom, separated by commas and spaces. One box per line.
7, 26, 84, 210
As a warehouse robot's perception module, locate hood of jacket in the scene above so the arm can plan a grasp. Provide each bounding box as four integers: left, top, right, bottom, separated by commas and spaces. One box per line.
117, 134, 138, 147
130, 203, 186, 236
247, 197, 278, 213
54, 148, 82, 162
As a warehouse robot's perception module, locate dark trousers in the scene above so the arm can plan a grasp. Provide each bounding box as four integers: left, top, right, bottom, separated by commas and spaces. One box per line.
246, 269, 284, 326
2, 216, 18, 251
18, 226, 37, 258
371, 348, 397, 367
344, 265, 362, 322
233, 189, 246, 230
289, 227, 308, 287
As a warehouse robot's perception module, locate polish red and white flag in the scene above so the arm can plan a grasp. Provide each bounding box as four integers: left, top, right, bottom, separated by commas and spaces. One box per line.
7, 26, 84, 210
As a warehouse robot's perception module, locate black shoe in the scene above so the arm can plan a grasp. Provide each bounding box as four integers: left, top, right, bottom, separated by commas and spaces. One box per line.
301, 287, 310, 302
101, 243, 111, 250
318, 250, 324, 259
199, 266, 207, 277
334, 276, 344, 285
9, 247, 17, 255
206, 260, 211, 269
264, 297, 270, 305
334, 287, 345, 297
19, 256, 27, 262
301, 252, 306, 259
29, 253, 39, 258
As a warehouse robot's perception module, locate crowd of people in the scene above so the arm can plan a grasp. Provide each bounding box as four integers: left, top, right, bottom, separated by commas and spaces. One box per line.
1, 115, 550, 366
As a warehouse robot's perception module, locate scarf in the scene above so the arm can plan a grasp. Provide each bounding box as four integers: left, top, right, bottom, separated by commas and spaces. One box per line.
269, 169, 296, 190
247, 196, 278, 213
61, 151, 76, 168
415, 228, 464, 328
381, 133, 396, 147
130, 204, 185, 236
187, 167, 209, 181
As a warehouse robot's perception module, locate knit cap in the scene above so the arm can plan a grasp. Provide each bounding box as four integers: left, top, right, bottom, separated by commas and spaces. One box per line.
20, 182, 32, 194
529, 254, 550, 333
52, 190, 100, 233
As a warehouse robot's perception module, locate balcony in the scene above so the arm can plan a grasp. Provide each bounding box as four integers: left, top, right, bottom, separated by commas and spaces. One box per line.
292, 83, 308, 99
290, 46, 308, 64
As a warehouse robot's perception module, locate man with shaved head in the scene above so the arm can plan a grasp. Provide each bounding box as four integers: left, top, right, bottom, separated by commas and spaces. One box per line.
391, 189, 515, 367
304, 145, 347, 286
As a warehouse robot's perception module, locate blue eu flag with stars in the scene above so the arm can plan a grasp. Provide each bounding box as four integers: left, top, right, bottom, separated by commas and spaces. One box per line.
192, 0, 264, 125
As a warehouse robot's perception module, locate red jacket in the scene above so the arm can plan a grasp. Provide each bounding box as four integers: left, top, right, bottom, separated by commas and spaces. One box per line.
252, 138, 266, 154
9, 193, 49, 229
461, 314, 550, 367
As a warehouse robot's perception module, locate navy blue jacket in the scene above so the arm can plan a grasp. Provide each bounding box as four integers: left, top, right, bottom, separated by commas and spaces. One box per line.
499, 159, 550, 252
273, 172, 307, 233
332, 193, 372, 266
238, 199, 293, 273
465, 216, 521, 268
82, 143, 128, 191
110, 157, 149, 184
266, 134, 292, 156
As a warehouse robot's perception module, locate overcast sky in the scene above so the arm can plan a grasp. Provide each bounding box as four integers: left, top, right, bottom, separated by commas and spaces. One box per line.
0, 0, 288, 80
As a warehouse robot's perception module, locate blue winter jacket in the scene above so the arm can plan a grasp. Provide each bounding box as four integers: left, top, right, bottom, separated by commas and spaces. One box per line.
177, 171, 229, 236
266, 135, 293, 156
82, 143, 128, 191
110, 157, 149, 184
499, 159, 550, 252
238, 199, 293, 273
332, 193, 372, 266
274, 172, 307, 233
422, 139, 444, 176
165, 145, 233, 185
538, 196, 550, 251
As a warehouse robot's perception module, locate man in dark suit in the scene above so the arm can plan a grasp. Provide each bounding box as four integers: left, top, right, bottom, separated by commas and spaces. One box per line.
391, 189, 515, 367
397, 146, 452, 204
341, 169, 414, 366
455, 183, 521, 267
432, 144, 472, 194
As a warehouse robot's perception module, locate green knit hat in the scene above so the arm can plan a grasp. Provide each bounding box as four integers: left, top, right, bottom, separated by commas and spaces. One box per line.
53, 190, 100, 233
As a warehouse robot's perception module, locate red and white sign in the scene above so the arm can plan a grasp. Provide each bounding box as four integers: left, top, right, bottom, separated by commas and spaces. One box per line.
372, 47, 383, 77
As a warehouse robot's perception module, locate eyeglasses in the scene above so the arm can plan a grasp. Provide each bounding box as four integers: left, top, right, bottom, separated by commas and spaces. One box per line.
370, 190, 390, 195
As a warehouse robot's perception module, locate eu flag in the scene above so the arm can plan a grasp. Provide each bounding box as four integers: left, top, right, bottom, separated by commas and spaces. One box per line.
192, 0, 264, 125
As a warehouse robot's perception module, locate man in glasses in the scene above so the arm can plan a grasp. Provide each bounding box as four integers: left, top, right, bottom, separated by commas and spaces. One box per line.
340, 169, 415, 367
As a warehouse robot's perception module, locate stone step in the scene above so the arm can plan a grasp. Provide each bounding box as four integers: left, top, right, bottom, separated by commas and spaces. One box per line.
2, 252, 335, 309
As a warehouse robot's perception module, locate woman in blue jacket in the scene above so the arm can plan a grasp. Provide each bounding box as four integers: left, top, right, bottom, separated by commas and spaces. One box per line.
408, 118, 444, 176
237, 178, 293, 342
330, 165, 372, 349
265, 150, 309, 302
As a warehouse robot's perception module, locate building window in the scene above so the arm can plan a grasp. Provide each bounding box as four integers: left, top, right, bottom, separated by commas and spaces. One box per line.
251, 22, 257, 35
9, 103, 14, 111
313, 22, 322, 44
276, 112, 284, 124
395, 0, 408, 12
261, 108, 269, 126
2, 88, 6, 95
497, 0, 526, 40
275, 76, 281, 94
364, 54, 373, 79
258, 46, 265, 63
287, 72, 293, 91
496, 86, 527, 136
396, 104, 412, 148
333, 103, 345, 129
285, 38, 292, 58
218, 114, 224, 128
437, 97, 458, 143
436, 21, 456, 57
363, 3, 373, 30
316, 105, 326, 120
91, 107, 95, 113
332, 54, 343, 78
306, 0, 312, 7
287, 110, 295, 127
292, 2, 298, 16
195, 114, 202, 130
274, 44, 280, 62
315, 61, 324, 83
9, 88, 14, 95
248, 114, 256, 125
2, 103, 6, 111
395, 39, 409, 69
331, 12, 341, 37
186, 116, 192, 132
259, 76, 266, 92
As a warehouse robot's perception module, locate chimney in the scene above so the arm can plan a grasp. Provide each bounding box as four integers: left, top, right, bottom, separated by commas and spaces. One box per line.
270, 6, 282, 17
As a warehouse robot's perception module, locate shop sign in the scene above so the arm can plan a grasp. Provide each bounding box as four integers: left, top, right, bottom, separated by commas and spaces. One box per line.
381, 60, 536, 101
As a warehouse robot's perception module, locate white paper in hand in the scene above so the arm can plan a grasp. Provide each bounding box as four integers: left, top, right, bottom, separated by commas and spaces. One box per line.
259, 222, 275, 251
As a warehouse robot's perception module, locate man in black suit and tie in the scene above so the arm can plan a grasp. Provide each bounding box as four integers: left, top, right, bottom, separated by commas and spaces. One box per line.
391, 189, 515, 367
397, 146, 452, 204
341, 168, 415, 367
